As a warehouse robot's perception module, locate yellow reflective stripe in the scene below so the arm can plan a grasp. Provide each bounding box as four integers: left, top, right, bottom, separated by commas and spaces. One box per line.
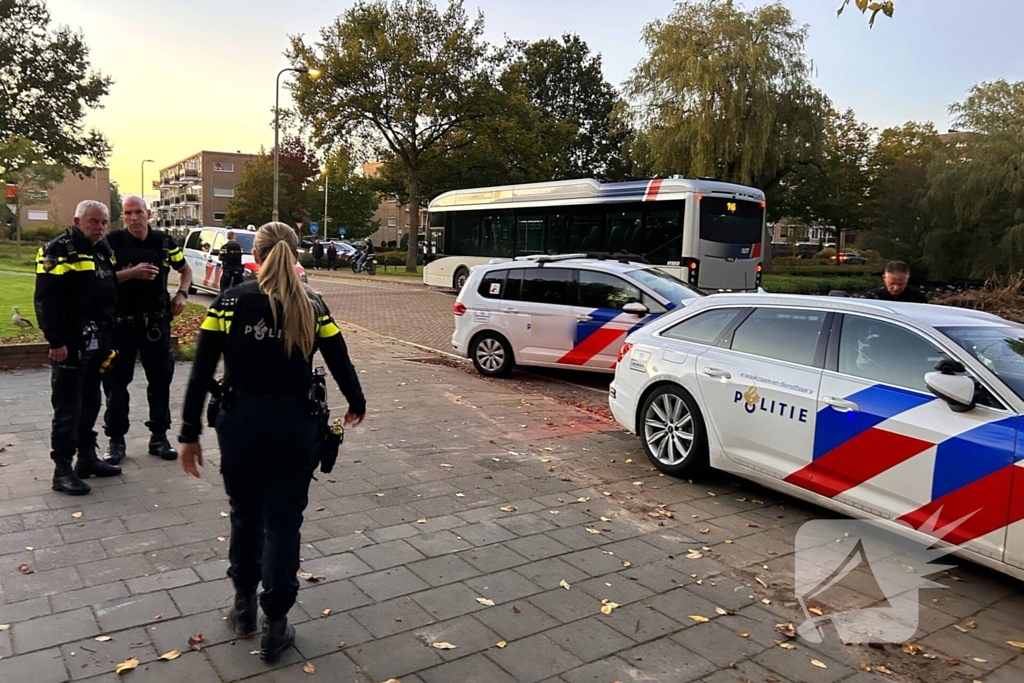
317, 321, 341, 338
200, 315, 231, 333
36, 261, 95, 275
169, 251, 185, 264
206, 307, 233, 318
168, 246, 183, 255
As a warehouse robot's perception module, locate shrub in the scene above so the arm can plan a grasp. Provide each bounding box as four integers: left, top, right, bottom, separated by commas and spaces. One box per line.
814, 247, 836, 260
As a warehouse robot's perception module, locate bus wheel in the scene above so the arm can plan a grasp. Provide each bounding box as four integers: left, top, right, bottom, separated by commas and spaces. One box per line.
454, 267, 469, 292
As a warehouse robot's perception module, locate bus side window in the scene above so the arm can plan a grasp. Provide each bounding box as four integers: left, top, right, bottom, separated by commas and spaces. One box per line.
546, 213, 568, 254
644, 207, 682, 263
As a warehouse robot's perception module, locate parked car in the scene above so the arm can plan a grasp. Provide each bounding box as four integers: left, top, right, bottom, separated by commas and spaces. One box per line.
183, 226, 307, 294
452, 254, 704, 377
831, 251, 866, 265
610, 292, 1024, 580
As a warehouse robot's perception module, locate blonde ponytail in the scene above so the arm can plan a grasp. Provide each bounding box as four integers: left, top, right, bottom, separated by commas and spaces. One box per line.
253, 222, 314, 359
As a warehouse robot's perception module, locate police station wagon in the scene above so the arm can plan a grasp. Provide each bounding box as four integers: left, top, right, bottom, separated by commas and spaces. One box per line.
452, 255, 704, 376
610, 293, 1024, 580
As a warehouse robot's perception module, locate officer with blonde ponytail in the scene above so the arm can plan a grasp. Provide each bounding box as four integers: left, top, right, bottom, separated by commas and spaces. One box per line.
177, 222, 365, 662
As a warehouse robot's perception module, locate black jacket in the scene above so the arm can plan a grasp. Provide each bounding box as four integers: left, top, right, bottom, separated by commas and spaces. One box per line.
220, 240, 244, 270
34, 228, 118, 349
106, 228, 186, 316
179, 281, 365, 443
866, 285, 928, 304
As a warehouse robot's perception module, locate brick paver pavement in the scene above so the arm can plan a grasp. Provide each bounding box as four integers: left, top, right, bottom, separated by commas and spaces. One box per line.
0, 322, 1022, 682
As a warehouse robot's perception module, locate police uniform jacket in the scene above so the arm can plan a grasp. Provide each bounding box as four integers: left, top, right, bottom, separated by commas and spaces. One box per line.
220, 240, 244, 270
106, 228, 187, 317
867, 285, 928, 304
34, 228, 118, 350
179, 281, 365, 443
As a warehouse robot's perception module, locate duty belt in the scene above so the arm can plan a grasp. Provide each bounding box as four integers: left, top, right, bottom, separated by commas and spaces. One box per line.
115, 311, 168, 341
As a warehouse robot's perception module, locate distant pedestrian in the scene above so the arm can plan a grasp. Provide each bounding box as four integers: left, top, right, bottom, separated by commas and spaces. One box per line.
312, 239, 324, 270
867, 261, 928, 304
326, 241, 338, 271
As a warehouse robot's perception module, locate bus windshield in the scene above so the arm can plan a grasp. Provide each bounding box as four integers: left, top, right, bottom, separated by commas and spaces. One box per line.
699, 197, 764, 245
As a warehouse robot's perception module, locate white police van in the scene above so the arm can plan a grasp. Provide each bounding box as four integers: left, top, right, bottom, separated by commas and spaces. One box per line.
610, 292, 1024, 580
452, 254, 704, 376
183, 226, 307, 294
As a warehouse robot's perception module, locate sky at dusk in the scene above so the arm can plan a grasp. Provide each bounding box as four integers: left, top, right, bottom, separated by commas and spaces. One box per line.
47, 0, 1024, 200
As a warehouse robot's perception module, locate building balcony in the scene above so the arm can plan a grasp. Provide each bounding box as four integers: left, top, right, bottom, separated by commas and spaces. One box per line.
160, 177, 172, 187
183, 169, 199, 180
184, 194, 199, 204
186, 218, 199, 226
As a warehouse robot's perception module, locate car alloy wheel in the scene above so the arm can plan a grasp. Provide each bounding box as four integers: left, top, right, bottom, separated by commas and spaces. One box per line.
475, 337, 506, 374
644, 391, 695, 467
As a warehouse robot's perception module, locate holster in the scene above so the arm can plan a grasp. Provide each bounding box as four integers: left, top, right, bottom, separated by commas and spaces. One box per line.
207, 378, 229, 428
309, 367, 344, 473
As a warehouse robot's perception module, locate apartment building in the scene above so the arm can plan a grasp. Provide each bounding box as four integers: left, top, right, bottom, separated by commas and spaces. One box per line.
13, 168, 110, 229
361, 161, 428, 247
152, 151, 254, 237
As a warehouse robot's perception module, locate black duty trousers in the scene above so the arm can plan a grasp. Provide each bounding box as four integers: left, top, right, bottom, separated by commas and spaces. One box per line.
217, 392, 317, 620
103, 319, 173, 438
221, 268, 244, 292
50, 330, 109, 463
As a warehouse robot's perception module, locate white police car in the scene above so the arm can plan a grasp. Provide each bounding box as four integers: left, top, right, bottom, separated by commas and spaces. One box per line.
452, 254, 704, 377
610, 292, 1024, 578
183, 226, 307, 294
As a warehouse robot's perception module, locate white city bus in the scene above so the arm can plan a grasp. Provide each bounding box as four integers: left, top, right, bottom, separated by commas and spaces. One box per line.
422, 177, 767, 292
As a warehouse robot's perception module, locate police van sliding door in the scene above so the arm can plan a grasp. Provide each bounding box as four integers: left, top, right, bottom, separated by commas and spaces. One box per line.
694, 307, 827, 481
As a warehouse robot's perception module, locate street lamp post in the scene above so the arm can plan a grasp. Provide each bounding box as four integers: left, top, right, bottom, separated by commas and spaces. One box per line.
273, 66, 321, 223
140, 159, 155, 200
323, 167, 329, 235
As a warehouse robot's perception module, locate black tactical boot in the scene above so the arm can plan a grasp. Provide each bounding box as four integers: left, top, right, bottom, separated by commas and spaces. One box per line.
104, 438, 127, 465
52, 461, 91, 495
148, 432, 178, 460
227, 592, 258, 636
75, 446, 122, 479
259, 615, 295, 662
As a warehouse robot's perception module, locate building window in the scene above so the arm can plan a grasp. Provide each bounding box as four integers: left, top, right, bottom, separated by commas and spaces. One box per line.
387, 216, 397, 227
212, 162, 234, 172
24, 190, 48, 202
27, 209, 48, 221
213, 212, 226, 222
213, 187, 234, 198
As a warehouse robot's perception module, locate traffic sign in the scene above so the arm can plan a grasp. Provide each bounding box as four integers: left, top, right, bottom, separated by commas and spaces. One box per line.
309, 222, 319, 234
296, 221, 304, 231
338, 227, 346, 236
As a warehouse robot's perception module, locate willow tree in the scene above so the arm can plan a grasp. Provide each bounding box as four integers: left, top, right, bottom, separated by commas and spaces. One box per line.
837, 0, 894, 27
626, 0, 829, 194
288, 0, 496, 271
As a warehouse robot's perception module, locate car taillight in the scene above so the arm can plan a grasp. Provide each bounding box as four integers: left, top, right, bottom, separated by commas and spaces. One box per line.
453, 302, 467, 316
617, 343, 633, 364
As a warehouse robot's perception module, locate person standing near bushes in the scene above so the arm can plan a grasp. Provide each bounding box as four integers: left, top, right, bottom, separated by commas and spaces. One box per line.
867, 260, 928, 303
326, 241, 338, 271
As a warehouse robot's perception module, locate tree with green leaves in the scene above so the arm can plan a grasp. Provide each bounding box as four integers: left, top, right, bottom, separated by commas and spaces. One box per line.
289, 0, 497, 271
0, 0, 111, 177
860, 121, 941, 264
920, 80, 1024, 280
226, 138, 319, 229
774, 109, 875, 245
837, 0, 894, 27
306, 148, 380, 241
2, 145, 64, 255
626, 0, 829, 195
110, 181, 123, 229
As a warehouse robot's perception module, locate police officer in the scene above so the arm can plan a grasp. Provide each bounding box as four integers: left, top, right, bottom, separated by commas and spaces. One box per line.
35, 200, 122, 495
867, 260, 929, 303
102, 196, 193, 464
177, 222, 365, 662
219, 230, 244, 291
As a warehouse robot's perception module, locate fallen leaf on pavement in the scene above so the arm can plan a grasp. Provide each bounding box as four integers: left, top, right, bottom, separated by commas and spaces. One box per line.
621, 560, 631, 568
512, 605, 521, 614
953, 624, 968, 633
475, 597, 495, 606
775, 640, 796, 650
72, 511, 83, 518
922, 653, 938, 659
17, 564, 33, 574
302, 661, 316, 674
585, 527, 601, 535
440, 464, 453, 468
600, 516, 612, 522
686, 551, 703, 559
689, 615, 710, 623
715, 607, 732, 616
315, 506, 325, 511
416, 518, 427, 524
965, 620, 978, 629
632, 482, 643, 486
219, 511, 228, 517
216, 537, 226, 542
859, 663, 872, 672
432, 642, 457, 650
901, 643, 921, 655
811, 659, 827, 669
499, 506, 516, 512
761, 598, 772, 605
600, 599, 620, 615
973, 657, 987, 663
1008, 641, 1024, 649
115, 657, 139, 674
94, 635, 111, 642
942, 657, 960, 666
699, 528, 710, 534
188, 634, 203, 651
808, 606, 824, 616
455, 493, 465, 498
775, 623, 797, 639
496, 640, 507, 648
724, 539, 734, 544
297, 571, 325, 583
321, 609, 331, 618
249, 650, 260, 655
559, 580, 571, 590
755, 577, 768, 589
158, 650, 181, 661
875, 665, 894, 675
737, 632, 749, 638
337, 641, 345, 648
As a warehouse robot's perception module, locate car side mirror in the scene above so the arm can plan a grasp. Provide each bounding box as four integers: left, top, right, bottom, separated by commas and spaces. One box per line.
210, 249, 220, 257
622, 302, 649, 317
924, 371, 976, 412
